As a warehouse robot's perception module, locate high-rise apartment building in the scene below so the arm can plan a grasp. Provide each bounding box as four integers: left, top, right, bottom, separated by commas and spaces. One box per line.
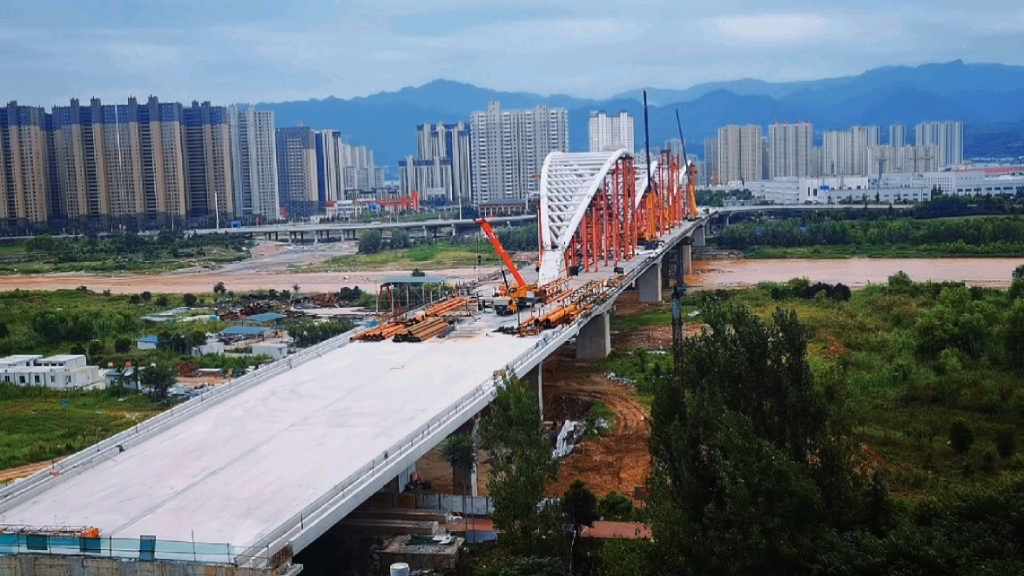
228, 104, 279, 220
470, 101, 568, 205
716, 125, 763, 184
400, 122, 472, 203
768, 121, 813, 178
338, 142, 380, 194
275, 126, 318, 217
0, 102, 51, 223
850, 126, 880, 176
315, 129, 342, 204
915, 121, 963, 166
183, 101, 233, 221
889, 124, 906, 148
703, 137, 718, 186
588, 111, 634, 153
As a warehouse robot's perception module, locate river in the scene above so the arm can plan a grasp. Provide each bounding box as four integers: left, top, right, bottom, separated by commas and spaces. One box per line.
0, 258, 1019, 293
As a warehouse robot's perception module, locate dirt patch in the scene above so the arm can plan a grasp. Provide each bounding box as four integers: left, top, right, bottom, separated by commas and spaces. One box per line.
0, 460, 60, 483
543, 348, 652, 498
415, 447, 491, 496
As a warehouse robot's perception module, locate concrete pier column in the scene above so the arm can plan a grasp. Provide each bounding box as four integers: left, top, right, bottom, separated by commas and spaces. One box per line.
637, 259, 663, 303
682, 243, 692, 275
693, 224, 706, 247
521, 361, 544, 417
576, 312, 611, 359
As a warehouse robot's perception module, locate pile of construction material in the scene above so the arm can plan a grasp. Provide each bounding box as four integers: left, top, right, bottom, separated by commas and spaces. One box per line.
352, 296, 471, 343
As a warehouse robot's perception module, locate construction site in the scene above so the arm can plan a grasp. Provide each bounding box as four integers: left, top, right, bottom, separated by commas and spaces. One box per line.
0, 125, 709, 576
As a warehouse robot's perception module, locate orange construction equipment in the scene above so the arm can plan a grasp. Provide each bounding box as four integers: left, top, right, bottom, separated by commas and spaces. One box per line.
474, 218, 535, 300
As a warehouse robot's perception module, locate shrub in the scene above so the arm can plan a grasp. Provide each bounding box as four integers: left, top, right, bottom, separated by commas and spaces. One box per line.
183, 293, 197, 307
995, 427, 1017, 459
113, 337, 131, 354
948, 419, 976, 454
358, 230, 383, 254
598, 491, 634, 521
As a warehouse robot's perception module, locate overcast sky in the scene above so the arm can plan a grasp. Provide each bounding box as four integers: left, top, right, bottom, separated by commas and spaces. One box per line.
2, 0, 1022, 105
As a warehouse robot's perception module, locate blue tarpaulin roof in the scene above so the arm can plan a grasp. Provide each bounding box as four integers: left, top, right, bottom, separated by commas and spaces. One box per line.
220, 326, 270, 336
245, 312, 287, 323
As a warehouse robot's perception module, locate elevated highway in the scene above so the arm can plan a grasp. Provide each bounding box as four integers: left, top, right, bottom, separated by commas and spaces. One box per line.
0, 150, 707, 576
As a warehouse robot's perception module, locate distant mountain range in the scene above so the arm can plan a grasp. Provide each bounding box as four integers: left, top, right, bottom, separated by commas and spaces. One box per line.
259, 60, 1024, 172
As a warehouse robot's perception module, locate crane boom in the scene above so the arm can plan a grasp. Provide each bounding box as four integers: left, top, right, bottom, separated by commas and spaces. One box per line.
475, 218, 528, 288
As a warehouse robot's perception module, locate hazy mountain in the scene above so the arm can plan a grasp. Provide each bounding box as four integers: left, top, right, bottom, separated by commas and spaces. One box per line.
261, 60, 1024, 170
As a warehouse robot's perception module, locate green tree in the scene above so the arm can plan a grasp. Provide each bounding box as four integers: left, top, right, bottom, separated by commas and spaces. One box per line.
213, 282, 226, 294
140, 291, 152, 302
598, 491, 634, 521
155, 295, 169, 307
390, 228, 410, 249
479, 376, 558, 555
358, 230, 383, 254
113, 337, 131, 354
0, 321, 8, 339
440, 433, 477, 526
647, 303, 856, 575
949, 419, 976, 454
183, 293, 198, 307
598, 539, 653, 576
995, 427, 1016, 459
1013, 264, 1024, 281
1005, 300, 1024, 372
562, 480, 597, 571
141, 363, 177, 400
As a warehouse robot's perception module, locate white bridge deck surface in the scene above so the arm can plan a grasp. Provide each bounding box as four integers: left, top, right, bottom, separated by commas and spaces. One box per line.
1, 316, 540, 549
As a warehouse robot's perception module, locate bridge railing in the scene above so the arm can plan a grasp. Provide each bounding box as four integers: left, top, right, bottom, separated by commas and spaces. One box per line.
0, 532, 257, 565
0, 325, 364, 511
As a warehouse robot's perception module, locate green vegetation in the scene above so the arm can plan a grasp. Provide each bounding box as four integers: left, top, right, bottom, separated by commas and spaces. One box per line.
718, 213, 1024, 257
0, 384, 162, 470
696, 188, 753, 207
0, 230, 252, 274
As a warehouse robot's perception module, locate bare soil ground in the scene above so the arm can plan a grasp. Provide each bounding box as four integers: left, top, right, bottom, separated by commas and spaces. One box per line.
543, 347, 651, 498
416, 448, 491, 496
0, 460, 58, 483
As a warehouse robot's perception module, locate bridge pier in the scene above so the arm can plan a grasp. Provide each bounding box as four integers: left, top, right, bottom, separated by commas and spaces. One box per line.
693, 224, 706, 247
637, 260, 662, 303
576, 312, 611, 359
521, 361, 543, 417
682, 243, 692, 275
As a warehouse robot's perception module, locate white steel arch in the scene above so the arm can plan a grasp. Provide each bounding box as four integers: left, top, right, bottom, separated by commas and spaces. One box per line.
538, 150, 630, 284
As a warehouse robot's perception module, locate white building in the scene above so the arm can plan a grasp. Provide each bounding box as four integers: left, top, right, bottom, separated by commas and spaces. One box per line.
228, 104, 280, 221
252, 342, 289, 361
915, 121, 964, 167
470, 101, 569, 204
717, 125, 763, 184
399, 122, 472, 203
889, 124, 907, 148
768, 121, 813, 178
0, 354, 102, 389
589, 111, 634, 153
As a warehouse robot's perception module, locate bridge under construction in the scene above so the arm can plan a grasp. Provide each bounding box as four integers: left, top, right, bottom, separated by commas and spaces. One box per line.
0, 146, 709, 576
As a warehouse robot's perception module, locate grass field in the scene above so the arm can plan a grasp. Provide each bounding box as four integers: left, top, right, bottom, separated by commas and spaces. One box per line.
0, 385, 164, 471
300, 242, 504, 271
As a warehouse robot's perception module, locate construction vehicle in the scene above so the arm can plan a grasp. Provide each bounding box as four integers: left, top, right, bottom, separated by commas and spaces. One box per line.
475, 218, 539, 315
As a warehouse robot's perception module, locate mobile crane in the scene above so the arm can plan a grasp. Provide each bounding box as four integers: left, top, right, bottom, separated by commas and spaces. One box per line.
475, 218, 538, 315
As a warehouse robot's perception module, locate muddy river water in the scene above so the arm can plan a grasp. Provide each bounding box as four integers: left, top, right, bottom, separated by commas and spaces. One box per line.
0, 258, 1019, 294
